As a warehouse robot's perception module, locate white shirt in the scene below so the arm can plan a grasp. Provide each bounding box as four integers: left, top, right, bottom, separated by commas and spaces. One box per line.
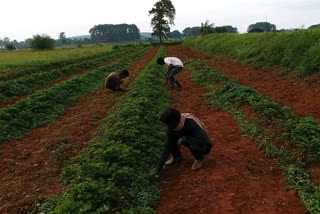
164, 57, 184, 67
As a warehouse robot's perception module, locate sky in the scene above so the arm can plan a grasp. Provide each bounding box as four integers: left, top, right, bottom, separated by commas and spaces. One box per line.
1, 0, 320, 41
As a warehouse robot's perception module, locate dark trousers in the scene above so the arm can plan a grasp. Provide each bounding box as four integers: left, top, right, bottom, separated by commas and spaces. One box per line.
171, 140, 212, 161
167, 66, 183, 82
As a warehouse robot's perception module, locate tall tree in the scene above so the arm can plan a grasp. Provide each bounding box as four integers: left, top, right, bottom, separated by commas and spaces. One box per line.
149, 0, 176, 44
59, 32, 67, 45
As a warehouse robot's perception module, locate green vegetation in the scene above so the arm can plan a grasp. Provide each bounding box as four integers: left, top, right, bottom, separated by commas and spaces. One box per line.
90, 24, 141, 43
185, 59, 320, 213
0, 44, 113, 72
5, 43, 16, 50
149, 0, 176, 43
42, 47, 169, 213
30, 34, 55, 50
183, 28, 320, 77
0, 46, 141, 102
0, 48, 150, 143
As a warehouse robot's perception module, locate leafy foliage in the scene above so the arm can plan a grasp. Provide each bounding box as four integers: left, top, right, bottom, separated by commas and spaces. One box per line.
89, 24, 141, 43
30, 34, 55, 50
5, 43, 16, 50
46, 47, 170, 213
183, 28, 320, 77
185, 59, 320, 213
149, 0, 176, 43
247, 22, 277, 32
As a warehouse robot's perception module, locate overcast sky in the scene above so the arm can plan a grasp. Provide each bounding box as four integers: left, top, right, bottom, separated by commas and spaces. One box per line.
1, 0, 319, 41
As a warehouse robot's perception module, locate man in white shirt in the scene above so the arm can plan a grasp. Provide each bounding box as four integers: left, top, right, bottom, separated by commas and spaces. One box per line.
157, 57, 183, 90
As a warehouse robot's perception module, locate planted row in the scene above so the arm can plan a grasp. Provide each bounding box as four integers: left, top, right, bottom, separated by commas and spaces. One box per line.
0, 46, 142, 102
186, 59, 320, 161
0, 48, 151, 143
185, 59, 320, 213
183, 29, 320, 77
0, 45, 141, 81
42, 47, 169, 213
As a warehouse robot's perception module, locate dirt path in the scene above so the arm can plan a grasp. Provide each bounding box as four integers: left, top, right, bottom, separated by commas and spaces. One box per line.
172, 45, 320, 121
155, 46, 307, 214
0, 47, 159, 214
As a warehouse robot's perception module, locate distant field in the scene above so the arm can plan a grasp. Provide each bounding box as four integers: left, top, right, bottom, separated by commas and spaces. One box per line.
0, 44, 113, 71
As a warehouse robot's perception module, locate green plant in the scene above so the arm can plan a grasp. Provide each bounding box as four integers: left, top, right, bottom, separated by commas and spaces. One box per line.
5, 43, 16, 50
47, 47, 169, 213
30, 34, 55, 50
0, 48, 150, 143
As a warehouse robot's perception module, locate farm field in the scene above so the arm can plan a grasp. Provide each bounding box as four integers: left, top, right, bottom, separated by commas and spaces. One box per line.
1, 43, 320, 214
0, 44, 113, 72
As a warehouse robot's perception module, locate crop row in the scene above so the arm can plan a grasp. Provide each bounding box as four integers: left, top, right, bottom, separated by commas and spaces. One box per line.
183, 29, 320, 77
185, 59, 320, 213
0, 47, 151, 143
0, 45, 141, 81
0, 46, 143, 102
40, 47, 169, 213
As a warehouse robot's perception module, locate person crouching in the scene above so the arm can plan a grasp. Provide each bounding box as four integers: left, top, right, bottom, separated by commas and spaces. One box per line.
154, 107, 213, 172
104, 69, 129, 91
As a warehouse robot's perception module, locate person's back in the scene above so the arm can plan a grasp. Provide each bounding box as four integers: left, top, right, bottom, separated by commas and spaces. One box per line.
164, 57, 184, 68
104, 70, 129, 91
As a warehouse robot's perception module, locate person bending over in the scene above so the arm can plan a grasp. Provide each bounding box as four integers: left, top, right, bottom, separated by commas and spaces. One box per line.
154, 107, 213, 172
104, 69, 129, 91
157, 57, 183, 90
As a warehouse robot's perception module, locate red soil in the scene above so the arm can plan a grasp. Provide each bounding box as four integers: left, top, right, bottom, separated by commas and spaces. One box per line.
0, 47, 159, 214
155, 46, 307, 214
173, 45, 320, 121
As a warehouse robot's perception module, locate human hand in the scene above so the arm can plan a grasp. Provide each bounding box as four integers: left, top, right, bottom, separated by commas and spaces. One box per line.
177, 138, 183, 147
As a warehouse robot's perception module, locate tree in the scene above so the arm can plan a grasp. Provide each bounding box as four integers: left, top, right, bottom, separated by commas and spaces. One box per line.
59, 32, 67, 45
216, 25, 238, 33
5, 43, 16, 50
308, 24, 320, 29
248, 28, 264, 33
149, 0, 176, 44
182, 27, 201, 37
30, 34, 55, 50
200, 20, 214, 36
89, 24, 140, 43
3, 37, 10, 45
247, 22, 276, 32
170, 30, 182, 39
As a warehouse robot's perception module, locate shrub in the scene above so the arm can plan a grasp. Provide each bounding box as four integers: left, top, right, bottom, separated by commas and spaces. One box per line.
5, 43, 16, 50
30, 34, 55, 50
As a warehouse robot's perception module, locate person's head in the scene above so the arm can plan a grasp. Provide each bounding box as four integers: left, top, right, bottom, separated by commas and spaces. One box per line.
160, 107, 181, 130
119, 70, 129, 79
157, 57, 165, 65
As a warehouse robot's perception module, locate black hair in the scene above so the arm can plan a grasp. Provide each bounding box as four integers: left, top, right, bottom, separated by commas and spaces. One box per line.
160, 107, 181, 125
121, 69, 129, 77
157, 57, 165, 65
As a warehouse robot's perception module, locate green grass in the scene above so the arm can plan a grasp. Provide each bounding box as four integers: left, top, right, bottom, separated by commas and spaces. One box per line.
183, 29, 320, 77
0, 44, 113, 72
40, 46, 169, 214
